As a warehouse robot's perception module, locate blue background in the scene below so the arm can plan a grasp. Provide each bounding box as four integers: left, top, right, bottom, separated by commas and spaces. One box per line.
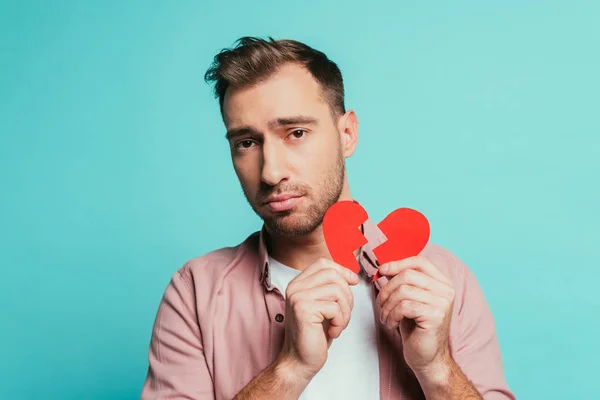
1, 1, 598, 398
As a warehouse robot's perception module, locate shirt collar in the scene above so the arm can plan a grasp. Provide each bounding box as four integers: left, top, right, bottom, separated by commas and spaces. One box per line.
257, 200, 390, 292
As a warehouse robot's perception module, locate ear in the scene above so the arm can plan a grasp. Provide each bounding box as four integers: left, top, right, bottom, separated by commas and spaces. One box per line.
338, 110, 359, 158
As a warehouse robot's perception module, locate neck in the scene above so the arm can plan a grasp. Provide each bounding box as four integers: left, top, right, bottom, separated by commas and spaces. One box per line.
265, 225, 330, 271
265, 180, 358, 271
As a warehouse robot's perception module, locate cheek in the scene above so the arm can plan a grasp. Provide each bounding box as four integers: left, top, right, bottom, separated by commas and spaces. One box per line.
234, 159, 259, 191
303, 157, 333, 189
305, 137, 334, 162
301, 141, 337, 173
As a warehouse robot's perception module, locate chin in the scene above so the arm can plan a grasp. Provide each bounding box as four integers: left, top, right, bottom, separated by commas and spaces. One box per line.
265, 212, 320, 237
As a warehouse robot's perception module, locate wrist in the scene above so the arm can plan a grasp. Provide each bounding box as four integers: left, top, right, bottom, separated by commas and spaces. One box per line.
411, 354, 483, 399
273, 354, 314, 392
412, 353, 453, 389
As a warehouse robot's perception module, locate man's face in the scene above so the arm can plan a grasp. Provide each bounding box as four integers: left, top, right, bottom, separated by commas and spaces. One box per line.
222, 63, 354, 237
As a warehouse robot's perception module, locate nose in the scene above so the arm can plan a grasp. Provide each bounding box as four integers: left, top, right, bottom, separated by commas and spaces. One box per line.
260, 140, 288, 186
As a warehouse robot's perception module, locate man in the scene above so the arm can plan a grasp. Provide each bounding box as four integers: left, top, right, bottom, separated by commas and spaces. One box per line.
140, 36, 515, 400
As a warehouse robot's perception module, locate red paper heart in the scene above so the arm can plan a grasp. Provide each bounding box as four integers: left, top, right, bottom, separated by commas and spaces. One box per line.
323, 201, 430, 280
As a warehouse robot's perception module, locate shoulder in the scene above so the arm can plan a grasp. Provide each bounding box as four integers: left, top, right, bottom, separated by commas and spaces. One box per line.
419, 242, 479, 297
421, 242, 467, 278
170, 231, 262, 291
421, 242, 492, 321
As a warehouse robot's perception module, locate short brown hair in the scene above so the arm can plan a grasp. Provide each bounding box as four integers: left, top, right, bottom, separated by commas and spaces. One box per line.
204, 36, 346, 119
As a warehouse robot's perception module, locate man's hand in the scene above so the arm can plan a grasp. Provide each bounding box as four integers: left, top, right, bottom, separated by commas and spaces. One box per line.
376, 256, 482, 399
376, 255, 455, 373
278, 257, 359, 382
235, 258, 358, 399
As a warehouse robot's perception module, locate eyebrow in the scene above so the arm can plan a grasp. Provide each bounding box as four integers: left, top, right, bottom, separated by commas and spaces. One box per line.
225, 115, 319, 140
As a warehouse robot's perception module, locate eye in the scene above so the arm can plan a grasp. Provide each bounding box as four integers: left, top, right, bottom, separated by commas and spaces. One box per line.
235, 139, 257, 149
289, 129, 307, 139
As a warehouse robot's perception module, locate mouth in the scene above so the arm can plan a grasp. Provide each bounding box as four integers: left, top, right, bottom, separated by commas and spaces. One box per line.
262, 194, 304, 212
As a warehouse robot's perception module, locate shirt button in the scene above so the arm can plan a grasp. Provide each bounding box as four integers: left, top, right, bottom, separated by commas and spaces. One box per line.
275, 313, 284, 323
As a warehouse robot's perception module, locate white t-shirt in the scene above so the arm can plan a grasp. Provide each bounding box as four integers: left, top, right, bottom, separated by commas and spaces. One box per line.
268, 255, 380, 399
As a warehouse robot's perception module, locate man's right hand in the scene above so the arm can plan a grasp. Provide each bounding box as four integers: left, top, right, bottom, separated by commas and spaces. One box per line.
275, 257, 359, 384
233, 257, 359, 399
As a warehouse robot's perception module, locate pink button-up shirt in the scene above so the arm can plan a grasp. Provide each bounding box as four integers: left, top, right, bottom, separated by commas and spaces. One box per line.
140, 217, 515, 399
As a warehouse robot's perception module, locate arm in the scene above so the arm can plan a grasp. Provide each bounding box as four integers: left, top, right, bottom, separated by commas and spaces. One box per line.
442, 257, 516, 400
413, 353, 482, 399
140, 266, 214, 399
377, 254, 515, 400
233, 355, 311, 400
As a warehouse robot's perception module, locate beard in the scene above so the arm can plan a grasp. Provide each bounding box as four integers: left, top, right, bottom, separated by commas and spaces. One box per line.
243, 146, 346, 238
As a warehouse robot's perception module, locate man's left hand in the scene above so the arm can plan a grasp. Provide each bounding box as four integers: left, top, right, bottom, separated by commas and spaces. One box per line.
376, 255, 455, 375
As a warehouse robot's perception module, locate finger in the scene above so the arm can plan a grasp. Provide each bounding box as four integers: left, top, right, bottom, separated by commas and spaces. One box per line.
315, 300, 348, 338
377, 268, 453, 308
294, 257, 359, 285
296, 283, 353, 319
379, 255, 451, 285
379, 284, 438, 325
386, 300, 427, 329
288, 268, 354, 309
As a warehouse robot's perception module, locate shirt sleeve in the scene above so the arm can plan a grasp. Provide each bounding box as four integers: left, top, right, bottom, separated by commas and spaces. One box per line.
450, 255, 516, 400
140, 266, 214, 399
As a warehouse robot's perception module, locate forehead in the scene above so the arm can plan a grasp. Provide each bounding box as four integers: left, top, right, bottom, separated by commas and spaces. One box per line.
222, 63, 329, 128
